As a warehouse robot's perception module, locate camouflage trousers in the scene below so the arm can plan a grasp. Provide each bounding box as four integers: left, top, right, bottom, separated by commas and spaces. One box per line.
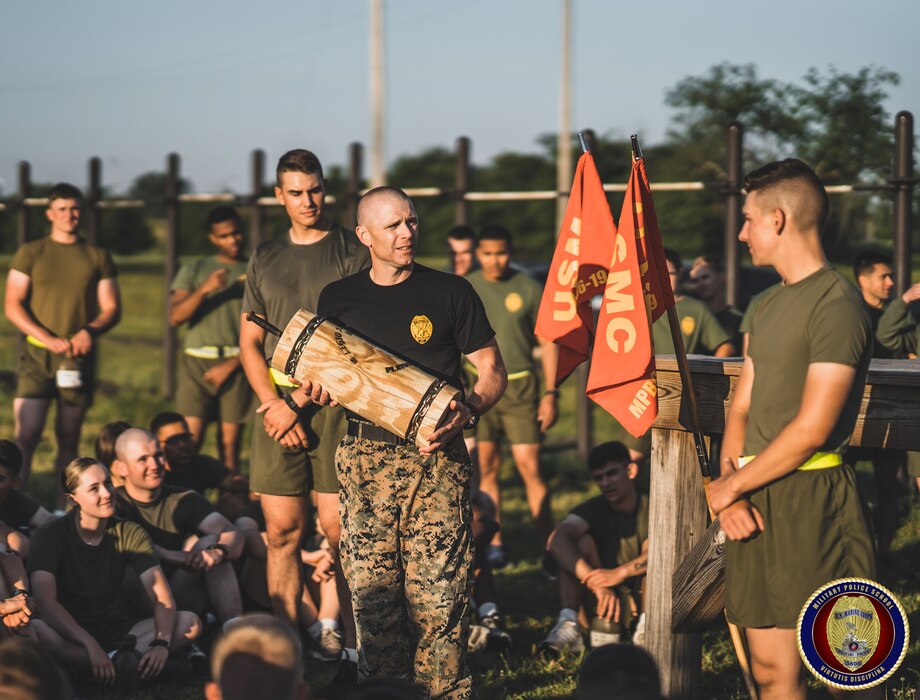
337, 434, 474, 700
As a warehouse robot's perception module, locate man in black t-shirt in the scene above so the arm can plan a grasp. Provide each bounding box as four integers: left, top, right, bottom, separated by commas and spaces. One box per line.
309, 187, 507, 699
150, 412, 251, 521
112, 429, 244, 624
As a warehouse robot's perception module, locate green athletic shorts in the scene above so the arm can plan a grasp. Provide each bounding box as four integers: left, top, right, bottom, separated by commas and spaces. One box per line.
476, 371, 540, 444
249, 390, 347, 496
176, 354, 254, 424
16, 343, 95, 408
725, 464, 875, 629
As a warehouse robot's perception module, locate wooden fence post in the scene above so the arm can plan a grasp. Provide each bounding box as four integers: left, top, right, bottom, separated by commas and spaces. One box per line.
346, 142, 363, 230
893, 111, 914, 296
724, 122, 743, 307
455, 136, 470, 226
86, 157, 102, 245
17, 161, 31, 247
162, 153, 180, 398
645, 428, 709, 699
249, 149, 265, 252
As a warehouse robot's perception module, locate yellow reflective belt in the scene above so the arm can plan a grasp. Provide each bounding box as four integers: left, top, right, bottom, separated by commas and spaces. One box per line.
740, 451, 843, 471
26, 335, 48, 349
184, 346, 241, 359
269, 367, 297, 388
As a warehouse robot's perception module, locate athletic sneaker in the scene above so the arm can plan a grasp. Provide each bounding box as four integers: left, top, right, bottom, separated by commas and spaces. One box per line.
307, 626, 343, 662
485, 544, 509, 569
539, 618, 585, 656
480, 611, 512, 651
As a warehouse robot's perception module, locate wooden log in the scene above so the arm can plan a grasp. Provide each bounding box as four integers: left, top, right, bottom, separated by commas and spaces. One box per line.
271, 309, 460, 449
646, 428, 710, 699
671, 518, 726, 632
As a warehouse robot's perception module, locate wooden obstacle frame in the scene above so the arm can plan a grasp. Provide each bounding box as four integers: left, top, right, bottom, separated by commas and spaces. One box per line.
645, 355, 920, 698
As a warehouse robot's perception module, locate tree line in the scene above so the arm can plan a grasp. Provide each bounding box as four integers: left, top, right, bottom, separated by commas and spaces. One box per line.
1, 63, 913, 263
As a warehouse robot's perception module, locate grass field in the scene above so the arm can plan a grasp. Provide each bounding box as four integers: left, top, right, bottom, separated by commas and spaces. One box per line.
1, 257, 918, 698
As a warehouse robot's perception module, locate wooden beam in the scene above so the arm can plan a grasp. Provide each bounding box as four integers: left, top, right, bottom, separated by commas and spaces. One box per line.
653, 356, 920, 450
645, 428, 709, 699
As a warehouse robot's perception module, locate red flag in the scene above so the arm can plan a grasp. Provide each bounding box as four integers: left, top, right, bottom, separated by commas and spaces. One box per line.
587, 156, 675, 437
535, 152, 618, 385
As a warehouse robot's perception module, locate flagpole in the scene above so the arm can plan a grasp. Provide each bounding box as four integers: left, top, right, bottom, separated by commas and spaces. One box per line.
631, 135, 759, 700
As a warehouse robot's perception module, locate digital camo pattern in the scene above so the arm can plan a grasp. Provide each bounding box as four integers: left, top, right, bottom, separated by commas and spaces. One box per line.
338, 434, 474, 700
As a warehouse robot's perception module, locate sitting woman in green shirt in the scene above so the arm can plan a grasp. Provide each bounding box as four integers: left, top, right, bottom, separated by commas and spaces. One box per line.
28, 458, 202, 688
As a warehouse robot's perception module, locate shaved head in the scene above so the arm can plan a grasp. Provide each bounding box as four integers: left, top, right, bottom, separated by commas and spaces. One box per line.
356, 186, 413, 228
114, 428, 156, 462
742, 159, 828, 233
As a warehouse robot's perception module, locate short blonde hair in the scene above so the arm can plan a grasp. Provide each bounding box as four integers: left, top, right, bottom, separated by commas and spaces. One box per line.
210, 615, 303, 699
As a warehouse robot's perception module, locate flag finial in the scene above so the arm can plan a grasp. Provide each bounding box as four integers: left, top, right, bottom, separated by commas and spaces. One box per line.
578, 132, 590, 154
630, 134, 643, 162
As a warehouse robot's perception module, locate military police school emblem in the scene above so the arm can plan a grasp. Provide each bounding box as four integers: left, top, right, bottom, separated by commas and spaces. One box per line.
797, 578, 909, 691
410, 315, 433, 345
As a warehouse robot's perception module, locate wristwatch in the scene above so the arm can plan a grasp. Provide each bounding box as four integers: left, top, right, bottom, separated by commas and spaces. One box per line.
10, 587, 30, 598
207, 543, 230, 556
463, 402, 480, 430
150, 639, 170, 649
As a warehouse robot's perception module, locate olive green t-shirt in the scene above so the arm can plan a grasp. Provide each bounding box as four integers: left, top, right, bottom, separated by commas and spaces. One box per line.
466, 269, 541, 374
570, 493, 649, 571
739, 286, 775, 335
876, 298, 919, 357
652, 296, 730, 356
745, 268, 871, 455
10, 236, 118, 337
28, 511, 158, 642
242, 225, 370, 360
171, 256, 249, 349
114, 485, 214, 551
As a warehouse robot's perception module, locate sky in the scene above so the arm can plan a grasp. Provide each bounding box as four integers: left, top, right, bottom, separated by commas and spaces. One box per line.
2, 0, 918, 195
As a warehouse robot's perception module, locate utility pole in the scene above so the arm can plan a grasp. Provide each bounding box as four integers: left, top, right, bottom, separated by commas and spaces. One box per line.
370, 0, 385, 187
556, 0, 573, 233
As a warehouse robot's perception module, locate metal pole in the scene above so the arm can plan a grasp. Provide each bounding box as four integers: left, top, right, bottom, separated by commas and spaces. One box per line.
555, 0, 572, 233
250, 149, 265, 252
346, 142, 363, 230
87, 157, 102, 245
162, 153, 180, 398
17, 161, 31, 247
369, 0, 385, 187
455, 136, 470, 226
575, 129, 595, 461
724, 122, 743, 307
893, 111, 914, 296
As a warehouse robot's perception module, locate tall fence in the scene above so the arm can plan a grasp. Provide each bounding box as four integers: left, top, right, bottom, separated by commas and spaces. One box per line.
6, 115, 916, 455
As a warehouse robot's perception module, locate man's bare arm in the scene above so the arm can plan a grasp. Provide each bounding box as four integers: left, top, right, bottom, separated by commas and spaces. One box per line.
711, 361, 858, 516
3, 270, 70, 353
69, 278, 121, 357
418, 339, 507, 454
536, 336, 560, 432
714, 341, 736, 358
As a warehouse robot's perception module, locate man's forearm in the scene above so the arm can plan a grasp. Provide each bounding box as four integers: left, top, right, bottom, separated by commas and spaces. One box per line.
240, 338, 277, 403
4, 300, 56, 342
85, 305, 120, 336
169, 289, 207, 327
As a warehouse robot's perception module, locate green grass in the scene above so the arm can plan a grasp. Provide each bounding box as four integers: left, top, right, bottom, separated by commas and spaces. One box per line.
1, 261, 918, 698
